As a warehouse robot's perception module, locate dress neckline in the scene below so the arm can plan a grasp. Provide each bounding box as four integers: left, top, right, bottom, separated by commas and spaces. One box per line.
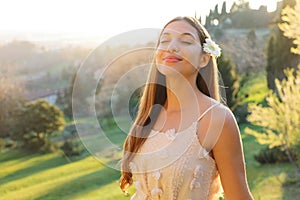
149, 119, 216, 163
150, 103, 220, 135
150, 120, 198, 135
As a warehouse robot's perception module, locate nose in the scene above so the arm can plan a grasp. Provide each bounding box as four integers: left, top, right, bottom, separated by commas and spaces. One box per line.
167, 40, 179, 53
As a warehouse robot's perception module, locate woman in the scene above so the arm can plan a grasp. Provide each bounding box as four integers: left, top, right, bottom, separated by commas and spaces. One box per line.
120, 16, 253, 200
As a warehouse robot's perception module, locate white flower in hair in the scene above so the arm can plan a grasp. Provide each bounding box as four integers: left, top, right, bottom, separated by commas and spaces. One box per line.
203, 38, 221, 57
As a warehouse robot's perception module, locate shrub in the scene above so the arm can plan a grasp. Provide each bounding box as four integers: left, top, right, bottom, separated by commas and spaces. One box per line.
0, 138, 4, 151
60, 139, 81, 157
3, 137, 16, 149
254, 145, 297, 164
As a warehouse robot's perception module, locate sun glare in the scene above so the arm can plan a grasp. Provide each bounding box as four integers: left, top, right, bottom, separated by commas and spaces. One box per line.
0, 0, 281, 42
249, 0, 279, 12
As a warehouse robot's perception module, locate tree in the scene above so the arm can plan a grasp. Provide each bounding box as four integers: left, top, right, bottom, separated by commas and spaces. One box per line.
279, 0, 300, 54
56, 70, 76, 120
230, 0, 250, 13
12, 99, 66, 152
230, 2, 238, 13
266, 36, 276, 89
246, 66, 300, 171
205, 15, 210, 27
266, 0, 300, 90
205, 10, 214, 27
214, 4, 219, 18
198, 16, 202, 24
236, 0, 250, 11
247, 0, 300, 172
56, 65, 96, 119
218, 54, 239, 111
0, 68, 27, 138
247, 29, 257, 47
221, 1, 227, 15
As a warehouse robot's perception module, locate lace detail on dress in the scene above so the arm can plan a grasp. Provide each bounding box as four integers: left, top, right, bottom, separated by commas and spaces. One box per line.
130, 103, 224, 200
171, 122, 198, 200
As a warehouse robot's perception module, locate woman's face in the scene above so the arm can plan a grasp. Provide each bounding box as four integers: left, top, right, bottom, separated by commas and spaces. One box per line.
156, 20, 207, 78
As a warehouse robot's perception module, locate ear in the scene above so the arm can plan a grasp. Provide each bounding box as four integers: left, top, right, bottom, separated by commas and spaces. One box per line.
198, 54, 211, 69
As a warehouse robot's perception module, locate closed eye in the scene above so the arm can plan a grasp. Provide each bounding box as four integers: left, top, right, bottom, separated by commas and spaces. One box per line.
160, 40, 170, 44
181, 40, 193, 44
182, 40, 192, 44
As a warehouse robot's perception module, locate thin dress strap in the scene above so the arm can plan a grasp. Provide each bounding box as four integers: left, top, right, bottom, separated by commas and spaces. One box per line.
196, 103, 220, 122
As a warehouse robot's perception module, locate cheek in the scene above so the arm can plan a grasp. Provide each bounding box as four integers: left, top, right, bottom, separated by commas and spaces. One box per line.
182, 49, 201, 67
155, 49, 164, 63
192, 55, 201, 67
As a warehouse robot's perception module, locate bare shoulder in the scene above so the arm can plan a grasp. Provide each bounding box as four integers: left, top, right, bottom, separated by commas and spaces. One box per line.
211, 103, 243, 155
196, 101, 239, 150
211, 103, 240, 141
201, 99, 236, 126
196, 94, 233, 121
215, 103, 237, 126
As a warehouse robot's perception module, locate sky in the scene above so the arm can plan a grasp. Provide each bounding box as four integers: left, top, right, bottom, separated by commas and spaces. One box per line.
0, 0, 280, 45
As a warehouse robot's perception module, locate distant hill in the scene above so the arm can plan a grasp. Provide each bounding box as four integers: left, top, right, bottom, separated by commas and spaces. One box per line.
212, 27, 269, 74
202, 1, 283, 74
205, 1, 282, 29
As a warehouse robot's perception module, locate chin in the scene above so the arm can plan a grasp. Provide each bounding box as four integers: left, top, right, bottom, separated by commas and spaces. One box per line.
157, 64, 182, 77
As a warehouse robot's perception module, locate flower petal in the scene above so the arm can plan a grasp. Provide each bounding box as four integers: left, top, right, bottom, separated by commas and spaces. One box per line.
203, 38, 221, 57
151, 187, 163, 196
193, 164, 202, 178
165, 128, 176, 140
152, 170, 161, 180
190, 179, 201, 190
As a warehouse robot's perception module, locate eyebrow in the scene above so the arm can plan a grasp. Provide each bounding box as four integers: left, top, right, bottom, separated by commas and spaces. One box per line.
161, 32, 196, 39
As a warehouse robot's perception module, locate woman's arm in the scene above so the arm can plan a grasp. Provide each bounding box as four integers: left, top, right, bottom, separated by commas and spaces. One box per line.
212, 107, 254, 200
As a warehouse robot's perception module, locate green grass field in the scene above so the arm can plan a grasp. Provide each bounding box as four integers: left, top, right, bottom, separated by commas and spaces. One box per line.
237, 71, 269, 104
1, 125, 299, 200
0, 148, 134, 200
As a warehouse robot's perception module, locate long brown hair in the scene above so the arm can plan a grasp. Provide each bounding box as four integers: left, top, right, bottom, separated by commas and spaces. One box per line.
119, 16, 221, 193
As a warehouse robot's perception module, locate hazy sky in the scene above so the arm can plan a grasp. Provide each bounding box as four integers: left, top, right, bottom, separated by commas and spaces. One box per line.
0, 0, 279, 38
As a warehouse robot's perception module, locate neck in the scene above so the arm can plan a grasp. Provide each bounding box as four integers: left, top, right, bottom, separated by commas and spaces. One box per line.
164, 75, 199, 112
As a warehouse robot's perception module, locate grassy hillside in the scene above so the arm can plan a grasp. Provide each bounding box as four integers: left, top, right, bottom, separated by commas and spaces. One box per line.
0, 149, 134, 200
1, 126, 299, 200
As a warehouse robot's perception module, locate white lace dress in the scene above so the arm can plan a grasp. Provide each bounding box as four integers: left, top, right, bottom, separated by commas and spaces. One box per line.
129, 104, 224, 200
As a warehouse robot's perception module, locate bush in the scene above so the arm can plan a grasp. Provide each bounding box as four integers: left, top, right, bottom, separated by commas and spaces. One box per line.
0, 138, 4, 151
60, 139, 81, 157
40, 140, 58, 154
234, 103, 249, 124
254, 146, 297, 164
3, 137, 16, 149
63, 124, 77, 136
292, 143, 300, 167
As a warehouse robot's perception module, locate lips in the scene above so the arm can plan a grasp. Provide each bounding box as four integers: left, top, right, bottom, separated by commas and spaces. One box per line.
163, 55, 183, 63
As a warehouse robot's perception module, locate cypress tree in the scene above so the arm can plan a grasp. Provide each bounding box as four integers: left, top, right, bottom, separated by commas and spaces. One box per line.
214, 4, 219, 18
221, 1, 227, 15
218, 54, 239, 110
266, 36, 276, 89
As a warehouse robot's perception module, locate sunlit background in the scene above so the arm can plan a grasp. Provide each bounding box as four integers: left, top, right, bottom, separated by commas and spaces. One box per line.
0, 0, 279, 46
1, 0, 300, 199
